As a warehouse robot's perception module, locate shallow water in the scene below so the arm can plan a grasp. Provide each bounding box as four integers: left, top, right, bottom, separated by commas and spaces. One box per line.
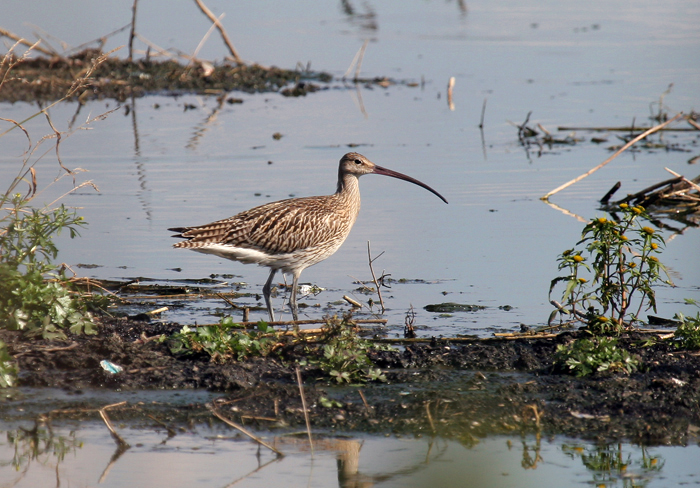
1, 2, 700, 482
2, 0, 699, 335
1, 410, 698, 488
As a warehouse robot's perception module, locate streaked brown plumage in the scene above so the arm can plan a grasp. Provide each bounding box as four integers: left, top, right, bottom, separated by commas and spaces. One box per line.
169, 152, 447, 321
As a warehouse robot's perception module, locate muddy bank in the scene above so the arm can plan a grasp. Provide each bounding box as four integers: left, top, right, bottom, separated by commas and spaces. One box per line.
1, 316, 698, 447
0, 49, 402, 103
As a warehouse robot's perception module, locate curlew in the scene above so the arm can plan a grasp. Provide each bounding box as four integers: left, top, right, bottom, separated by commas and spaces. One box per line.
169, 152, 447, 321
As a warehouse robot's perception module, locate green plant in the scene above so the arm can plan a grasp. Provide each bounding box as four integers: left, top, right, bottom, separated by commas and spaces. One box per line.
0, 340, 18, 388
554, 337, 639, 377
549, 204, 672, 331
305, 316, 387, 384
168, 319, 278, 361
673, 299, 700, 350
0, 194, 96, 338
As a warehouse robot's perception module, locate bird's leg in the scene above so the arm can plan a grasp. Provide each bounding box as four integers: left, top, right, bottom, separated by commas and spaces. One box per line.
263, 269, 277, 322
289, 272, 300, 322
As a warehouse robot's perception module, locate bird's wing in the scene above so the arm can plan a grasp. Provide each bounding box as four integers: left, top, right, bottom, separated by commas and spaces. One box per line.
223, 196, 348, 254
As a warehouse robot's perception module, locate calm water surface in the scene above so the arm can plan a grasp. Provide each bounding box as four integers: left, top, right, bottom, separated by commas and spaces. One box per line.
0, 407, 698, 488
1, 1, 699, 484
2, 0, 698, 334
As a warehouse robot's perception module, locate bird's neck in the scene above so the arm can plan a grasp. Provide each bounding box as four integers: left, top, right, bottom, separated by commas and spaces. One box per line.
336, 173, 361, 208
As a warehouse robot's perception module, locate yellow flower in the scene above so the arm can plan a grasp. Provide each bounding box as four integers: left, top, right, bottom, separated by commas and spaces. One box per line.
598, 316, 609, 322
649, 256, 659, 263
578, 278, 587, 284
632, 206, 643, 215
629, 262, 636, 268
651, 242, 659, 250
573, 255, 584, 262
619, 203, 629, 209
597, 217, 607, 224
641, 226, 655, 235
620, 235, 628, 241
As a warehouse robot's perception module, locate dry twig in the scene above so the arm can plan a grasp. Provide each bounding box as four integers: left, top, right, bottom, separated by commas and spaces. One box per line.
192, 0, 243, 64
207, 402, 284, 456
542, 113, 684, 200
367, 241, 386, 313
296, 367, 314, 456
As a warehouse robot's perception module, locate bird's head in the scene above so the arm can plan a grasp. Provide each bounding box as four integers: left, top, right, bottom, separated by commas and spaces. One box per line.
338, 152, 448, 204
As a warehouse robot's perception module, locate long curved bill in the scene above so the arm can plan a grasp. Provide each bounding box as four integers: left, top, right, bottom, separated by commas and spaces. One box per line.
372, 165, 448, 204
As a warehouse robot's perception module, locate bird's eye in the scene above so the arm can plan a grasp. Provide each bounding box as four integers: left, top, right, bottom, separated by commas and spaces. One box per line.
354, 159, 362, 165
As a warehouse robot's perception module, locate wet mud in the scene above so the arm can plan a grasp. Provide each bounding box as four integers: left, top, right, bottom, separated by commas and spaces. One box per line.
1, 316, 699, 447
0, 49, 400, 103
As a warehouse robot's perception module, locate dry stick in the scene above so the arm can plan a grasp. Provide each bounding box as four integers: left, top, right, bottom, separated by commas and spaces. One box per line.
617, 176, 682, 204
128, 0, 138, 61
99, 401, 130, 449
557, 125, 696, 132
134, 33, 178, 60
479, 98, 487, 129
664, 167, 700, 193
190, 318, 388, 328
447, 77, 455, 111
343, 295, 363, 308
358, 389, 371, 414
342, 42, 364, 78
295, 367, 314, 457
425, 401, 436, 434
372, 334, 558, 344
0, 29, 53, 55
207, 402, 284, 457
541, 112, 685, 200
193, 0, 243, 64
215, 292, 244, 310
353, 39, 370, 80
367, 241, 386, 313
191, 12, 225, 64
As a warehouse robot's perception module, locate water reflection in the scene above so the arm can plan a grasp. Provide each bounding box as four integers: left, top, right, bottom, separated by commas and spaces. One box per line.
124, 96, 154, 222
562, 443, 665, 487
0, 420, 690, 488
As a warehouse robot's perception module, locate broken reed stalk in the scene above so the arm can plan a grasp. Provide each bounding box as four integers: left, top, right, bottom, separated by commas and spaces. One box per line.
343, 295, 363, 308
193, 0, 243, 64
358, 389, 371, 414
447, 77, 455, 111
0, 29, 54, 56
541, 112, 684, 200
189, 318, 388, 328
343, 39, 369, 79
190, 12, 225, 64
296, 366, 314, 457
367, 241, 386, 313
664, 167, 700, 193
479, 98, 487, 129
372, 334, 558, 344
207, 402, 284, 457
556, 126, 697, 132
128, 0, 138, 62
99, 401, 130, 449
354, 39, 369, 81
425, 401, 436, 434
